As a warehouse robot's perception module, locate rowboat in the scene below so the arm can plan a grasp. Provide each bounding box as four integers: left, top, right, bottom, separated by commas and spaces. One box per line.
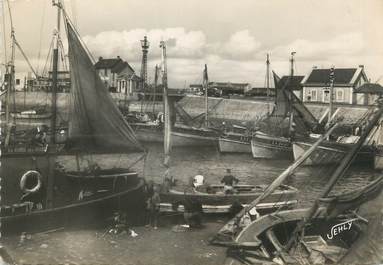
160, 184, 297, 214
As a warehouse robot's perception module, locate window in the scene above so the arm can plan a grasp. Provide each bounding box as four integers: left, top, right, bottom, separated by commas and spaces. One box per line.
16, 79, 20, 85
311, 89, 317, 101
336, 89, 344, 102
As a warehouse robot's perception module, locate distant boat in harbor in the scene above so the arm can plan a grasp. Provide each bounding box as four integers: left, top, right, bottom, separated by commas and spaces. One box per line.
10, 110, 52, 119
250, 54, 319, 160
218, 125, 252, 154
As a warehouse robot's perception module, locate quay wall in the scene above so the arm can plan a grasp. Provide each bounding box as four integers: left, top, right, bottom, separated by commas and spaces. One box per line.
1, 92, 370, 126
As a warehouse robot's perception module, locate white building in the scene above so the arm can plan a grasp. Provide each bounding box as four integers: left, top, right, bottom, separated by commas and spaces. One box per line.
301, 66, 369, 105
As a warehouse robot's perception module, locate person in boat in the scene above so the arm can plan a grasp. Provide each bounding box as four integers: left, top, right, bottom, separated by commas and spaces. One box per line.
191, 174, 213, 193
29, 125, 48, 150
221, 168, 239, 194
146, 184, 161, 229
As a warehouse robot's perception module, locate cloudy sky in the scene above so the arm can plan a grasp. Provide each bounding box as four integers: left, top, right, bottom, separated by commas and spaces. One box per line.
2, 0, 383, 87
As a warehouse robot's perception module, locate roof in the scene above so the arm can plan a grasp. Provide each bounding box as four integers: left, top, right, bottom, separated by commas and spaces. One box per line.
354, 83, 383, 94
94, 57, 135, 73
279, 75, 304, 90
95, 58, 121, 69
303, 68, 359, 85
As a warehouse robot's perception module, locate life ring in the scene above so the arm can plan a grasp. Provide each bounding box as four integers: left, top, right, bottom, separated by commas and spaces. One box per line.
20, 170, 42, 193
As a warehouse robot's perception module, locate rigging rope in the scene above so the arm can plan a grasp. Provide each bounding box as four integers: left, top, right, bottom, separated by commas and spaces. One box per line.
14, 38, 38, 77
1, 0, 7, 63
36, 0, 47, 75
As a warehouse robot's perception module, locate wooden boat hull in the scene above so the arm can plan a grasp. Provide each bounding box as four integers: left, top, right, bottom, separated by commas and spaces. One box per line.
0, 178, 145, 235
133, 124, 218, 146
10, 112, 52, 119
160, 184, 297, 214
133, 125, 164, 143
171, 131, 217, 147
251, 134, 292, 159
293, 141, 374, 166
374, 148, 383, 170
224, 207, 358, 265
218, 137, 251, 153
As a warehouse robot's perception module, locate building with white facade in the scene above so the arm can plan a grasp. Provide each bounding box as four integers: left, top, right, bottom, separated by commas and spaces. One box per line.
301, 66, 369, 105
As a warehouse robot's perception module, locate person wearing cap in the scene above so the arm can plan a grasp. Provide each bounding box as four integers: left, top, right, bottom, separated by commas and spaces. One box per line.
221, 168, 239, 194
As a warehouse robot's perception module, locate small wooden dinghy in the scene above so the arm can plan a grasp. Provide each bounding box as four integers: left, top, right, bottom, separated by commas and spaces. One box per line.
10, 110, 52, 119
160, 184, 298, 214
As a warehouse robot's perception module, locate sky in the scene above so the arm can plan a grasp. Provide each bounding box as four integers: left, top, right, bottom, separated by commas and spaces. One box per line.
1, 0, 383, 87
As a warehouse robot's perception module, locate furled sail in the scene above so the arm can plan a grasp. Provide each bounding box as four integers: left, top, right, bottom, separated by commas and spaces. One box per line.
66, 21, 144, 152
258, 71, 317, 137
257, 72, 291, 136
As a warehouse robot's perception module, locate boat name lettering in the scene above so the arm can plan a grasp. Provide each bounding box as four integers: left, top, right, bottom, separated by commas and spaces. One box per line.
326, 218, 357, 239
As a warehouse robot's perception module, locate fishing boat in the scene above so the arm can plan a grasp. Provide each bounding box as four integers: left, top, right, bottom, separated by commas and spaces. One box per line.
131, 64, 220, 147
160, 184, 297, 214
292, 68, 378, 166
218, 125, 252, 154
220, 175, 383, 265
132, 122, 218, 146
211, 97, 383, 264
10, 110, 52, 119
0, 2, 146, 235
218, 133, 251, 154
219, 55, 272, 154
157, 43, 297, 216
251, 53, 319, 159
293, 137, 376, 166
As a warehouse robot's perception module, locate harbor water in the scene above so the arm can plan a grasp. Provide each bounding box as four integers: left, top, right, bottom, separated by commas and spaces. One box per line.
1, 143, 382, 264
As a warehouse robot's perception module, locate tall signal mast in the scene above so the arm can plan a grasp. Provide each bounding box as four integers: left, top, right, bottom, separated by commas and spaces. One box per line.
140, 36, 150, 91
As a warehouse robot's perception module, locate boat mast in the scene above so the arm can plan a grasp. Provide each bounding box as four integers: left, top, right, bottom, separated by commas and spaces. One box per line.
160, 41, 171, 171
153, 64, 159, 113
5, 0, 15, 127
327, 66, 335, 128
266, 53, 270, 114
51, 0, 62, 144
4, 0, 16, 148
203, 64, 209, 127
285, 100, 383, 250
288, 52, 296, 134
140, 36, 149, 113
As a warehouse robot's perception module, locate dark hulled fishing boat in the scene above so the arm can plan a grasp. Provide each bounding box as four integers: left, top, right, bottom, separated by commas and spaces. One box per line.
251, 55, 319, 159
0, 5, 146, 235
293, 138, 376, 166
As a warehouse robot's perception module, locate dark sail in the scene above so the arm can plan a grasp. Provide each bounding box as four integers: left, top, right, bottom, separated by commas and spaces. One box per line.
258, 71, 317, 137
257, 71, 291, 136
66, 21, 144, 152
